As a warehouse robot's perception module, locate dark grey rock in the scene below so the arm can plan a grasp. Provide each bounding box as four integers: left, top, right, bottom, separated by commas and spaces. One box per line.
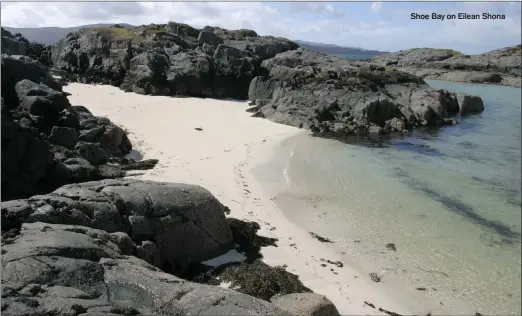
75, 141, 109, 165
246, 49, 481, 141
456, 92, 485, 115
49, 126, 79, 148
1, 54, 62, 106
1, 222, 290, 316
198, 31, 224, 48
1, 179, 234, 273
51, 22, 298, 98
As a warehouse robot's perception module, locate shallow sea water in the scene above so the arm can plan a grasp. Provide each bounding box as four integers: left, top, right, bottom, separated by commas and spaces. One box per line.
253, 80, 521, 314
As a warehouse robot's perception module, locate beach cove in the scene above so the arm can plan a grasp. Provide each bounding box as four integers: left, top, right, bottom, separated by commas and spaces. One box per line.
2, 14, 520, 315
62, 80, 517, 315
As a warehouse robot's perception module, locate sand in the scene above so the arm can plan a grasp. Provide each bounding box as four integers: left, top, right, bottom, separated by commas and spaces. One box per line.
64, 83, 442, 315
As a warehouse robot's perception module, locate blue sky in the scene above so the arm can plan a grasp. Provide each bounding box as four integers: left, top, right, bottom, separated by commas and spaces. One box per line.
1, 1, 521, 54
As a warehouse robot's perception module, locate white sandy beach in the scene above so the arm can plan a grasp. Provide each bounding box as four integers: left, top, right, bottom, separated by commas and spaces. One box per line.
64, 83, 451, 315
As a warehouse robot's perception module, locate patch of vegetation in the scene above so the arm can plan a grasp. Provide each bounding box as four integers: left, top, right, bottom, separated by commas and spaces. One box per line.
503, 45, 522, 56
91, 27, 145, 43
90, 25, 168, 43
435, 48, 462, 56
237, 29, 258, 37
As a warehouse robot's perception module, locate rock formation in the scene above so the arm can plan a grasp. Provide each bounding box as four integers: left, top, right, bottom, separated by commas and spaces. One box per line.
370, 47, 522, 87
1, 54, 157, 201
45, 22, 487, 143
247, 49, 484, 141
1, 28, 53, 67
51, 23, 298, 99
1, 179, 318, 315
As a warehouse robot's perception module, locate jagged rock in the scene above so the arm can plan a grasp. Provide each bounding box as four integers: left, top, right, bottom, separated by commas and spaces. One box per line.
1, 179, 234, 273
1, 222, 291, 316
247, 49, 481, 141
197, 31, 223, 48
15, 79, 70, 117
271, 293, 341, 316
51, 22, 298, 98
1, 55, 62, 105
75, 141, 109, 165
1, 55, 156, 201
48, 126, 79, 149
120, 52, 170, 95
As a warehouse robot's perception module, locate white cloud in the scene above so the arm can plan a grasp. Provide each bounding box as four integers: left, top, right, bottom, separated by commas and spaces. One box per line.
0, 2, 520, 54
371, 2, 383, 13
290, 3, 345, 17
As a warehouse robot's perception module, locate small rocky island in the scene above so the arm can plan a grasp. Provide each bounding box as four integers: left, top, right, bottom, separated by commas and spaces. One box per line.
370, 46, 521, 88
1, 22, 491, 315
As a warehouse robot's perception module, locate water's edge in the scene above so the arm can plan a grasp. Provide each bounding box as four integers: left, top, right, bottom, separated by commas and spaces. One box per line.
252, 80, 522, 315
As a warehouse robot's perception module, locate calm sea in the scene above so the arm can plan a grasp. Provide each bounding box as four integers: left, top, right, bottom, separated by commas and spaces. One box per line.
253, 80, 521, 314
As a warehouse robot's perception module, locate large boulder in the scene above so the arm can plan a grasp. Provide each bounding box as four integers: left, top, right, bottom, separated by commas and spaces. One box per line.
456, 92, 485, 115
15, 79, 70, 117
1, 179, 234, 272
198, 31, 224, 48
120, 52, 170, 95
271, 293, 341, 316
166, 50, 213, 97
212, 44, 257, 98
1, 54, 62, 105
1, 106, 69, 202
1, 222, 291, 316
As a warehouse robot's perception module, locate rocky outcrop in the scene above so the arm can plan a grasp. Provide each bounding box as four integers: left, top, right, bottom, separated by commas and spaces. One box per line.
1, 28, 26, 55
1, 179, 314, 315
1, 27, 53, 67
247, 49, 484, 141
1, 179, 234, 272
371, 47, 522, 87
51, 23, 298, 98
1, 222, 291, 316
1, 54, 157, 201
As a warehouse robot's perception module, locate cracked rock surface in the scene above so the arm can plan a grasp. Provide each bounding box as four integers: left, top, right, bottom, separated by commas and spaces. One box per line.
1, 179, 234, 273
1, 222, 290, 316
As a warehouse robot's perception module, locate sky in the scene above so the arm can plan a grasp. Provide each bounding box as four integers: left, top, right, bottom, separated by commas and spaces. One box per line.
1, 1, 521, 54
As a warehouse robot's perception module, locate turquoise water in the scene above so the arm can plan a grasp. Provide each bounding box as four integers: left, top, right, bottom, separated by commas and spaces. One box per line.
254, 80, 521, 314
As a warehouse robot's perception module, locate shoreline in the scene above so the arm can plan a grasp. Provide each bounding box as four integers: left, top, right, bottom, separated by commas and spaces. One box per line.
63, 83, 414, 315
61, 82, 479, 315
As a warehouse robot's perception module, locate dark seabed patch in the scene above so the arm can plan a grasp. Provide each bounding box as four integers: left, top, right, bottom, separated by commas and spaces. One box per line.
457, 141, 479, 150
392, 141, 446, 157
394, 168, 520, 245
